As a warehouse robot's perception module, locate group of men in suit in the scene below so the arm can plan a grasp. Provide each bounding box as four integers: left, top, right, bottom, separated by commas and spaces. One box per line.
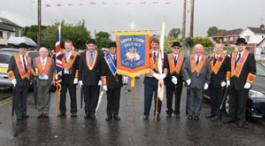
7, 37, 256, 128
144, 37, 256, 128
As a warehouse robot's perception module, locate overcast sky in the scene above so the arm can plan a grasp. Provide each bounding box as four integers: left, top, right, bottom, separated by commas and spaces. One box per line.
0, 0, 264, 38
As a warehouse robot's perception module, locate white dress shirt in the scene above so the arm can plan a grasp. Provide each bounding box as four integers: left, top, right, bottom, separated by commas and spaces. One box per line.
64, 51, 72, 74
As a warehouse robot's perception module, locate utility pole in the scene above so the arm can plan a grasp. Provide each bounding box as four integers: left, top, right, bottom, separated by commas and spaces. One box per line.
38, 0, 41, 49
190, 0, 195, 37
182, 0, 187, 41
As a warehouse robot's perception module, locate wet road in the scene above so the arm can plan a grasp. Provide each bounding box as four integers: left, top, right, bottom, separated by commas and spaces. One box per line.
0, 77, 265, 146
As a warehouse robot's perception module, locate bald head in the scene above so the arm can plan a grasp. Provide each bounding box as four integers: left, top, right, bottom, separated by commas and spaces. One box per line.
39, 47, 49, 58
194, 44, 204, 55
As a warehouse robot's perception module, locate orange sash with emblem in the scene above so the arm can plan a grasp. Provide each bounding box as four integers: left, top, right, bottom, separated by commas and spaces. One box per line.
231, 50, 249, 77
14, 54, 32, 79
62, 51, 77, 70
35, 57, 52, 74
168, 53, 184, 74
210, 53, 226, 75
86, 50, 98, 70
190, 54, 206, 74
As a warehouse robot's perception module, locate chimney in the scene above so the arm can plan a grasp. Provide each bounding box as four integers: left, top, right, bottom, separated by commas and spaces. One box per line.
260, 24, 265, 30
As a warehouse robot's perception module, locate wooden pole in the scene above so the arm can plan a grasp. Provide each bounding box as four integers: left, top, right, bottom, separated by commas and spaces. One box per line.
155, 95, 159, 122
182, 0, 187, 41
131, 77, 135, 121
37, 0, 41, 49
190, 0, 195, 37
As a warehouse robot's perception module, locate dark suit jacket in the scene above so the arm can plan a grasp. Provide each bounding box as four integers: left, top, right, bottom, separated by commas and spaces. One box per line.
79, 50, 106, 86
230, 52, 256, 90
8, 55, 31, 87
103, 54, 123, 89
61, 52, 79, 84
209, 54, 230, 88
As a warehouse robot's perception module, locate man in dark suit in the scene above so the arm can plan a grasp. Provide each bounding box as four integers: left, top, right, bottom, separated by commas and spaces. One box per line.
58, 40, 79, 118
8, 43, 32, 121
182, 44, 211, 121
206, 43, 230, 121
165, 42, 185, 118
78, 39, 107, 120
103, 42, 123, 121
225, 38, 256, 128
143, 38, 168, 121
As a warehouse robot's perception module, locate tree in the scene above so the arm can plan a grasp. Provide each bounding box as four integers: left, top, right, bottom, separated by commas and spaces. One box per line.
95, 31, 112, 50
22, 25, 47, 43
168, 28, 181, 38
207, 26, 218, 36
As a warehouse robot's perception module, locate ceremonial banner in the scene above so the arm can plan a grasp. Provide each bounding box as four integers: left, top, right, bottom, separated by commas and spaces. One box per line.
115, 30, 151, 78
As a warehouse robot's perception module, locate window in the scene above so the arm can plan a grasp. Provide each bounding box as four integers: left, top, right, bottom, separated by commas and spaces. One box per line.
230, 36, 233, 41
0, 31, 3, 38
245, 36, 250, 42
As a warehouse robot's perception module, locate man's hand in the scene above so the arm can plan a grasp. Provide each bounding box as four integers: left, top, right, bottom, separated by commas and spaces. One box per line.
78, 81, 83, 87
221, 81, 226, 87
226, 80, 230, 87
204, 83, 209, 90
73, 78, 78, 84
152, 73, 160, 80
11, 79, 16, 87
186, 79, 191, 86
103, 85, 108, 91
51, 80, 55, 85
171, 76, 178, 85
98, 80, 102, 86
244, 82, 251, 89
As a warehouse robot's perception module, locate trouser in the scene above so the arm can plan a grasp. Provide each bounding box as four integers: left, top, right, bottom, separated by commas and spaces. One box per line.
209, 87, 224, 116
229, 88, 248, 122
186, 87, 203, 117
106, 87, 121, 116
14, 85, 29, 119
166, 85, 183, 114
144, 81, 161, 116
60, 74, 77, 114
37, 79, 51, 114
84, 85, 100, 115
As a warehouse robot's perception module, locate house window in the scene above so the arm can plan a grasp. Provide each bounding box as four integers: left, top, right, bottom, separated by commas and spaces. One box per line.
245, 36, 250, 42
224, 37, 227, 42
0, 31, 3, 38
230, 36, 233, 41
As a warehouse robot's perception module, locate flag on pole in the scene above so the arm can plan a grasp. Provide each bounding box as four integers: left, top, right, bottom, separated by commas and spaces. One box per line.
157, 22, 166, 101
55, 23, 62, 87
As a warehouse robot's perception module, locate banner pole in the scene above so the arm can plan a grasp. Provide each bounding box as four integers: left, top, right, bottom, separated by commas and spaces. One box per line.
131, 77, 135, 121
155, 95, 159, 122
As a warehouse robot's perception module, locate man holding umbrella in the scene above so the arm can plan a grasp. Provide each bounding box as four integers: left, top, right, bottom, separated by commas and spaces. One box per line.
7, 43, 32, 121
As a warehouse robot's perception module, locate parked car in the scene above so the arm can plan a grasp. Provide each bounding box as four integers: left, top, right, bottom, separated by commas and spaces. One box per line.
0, 52, 13, 89
204, 62, 265, 119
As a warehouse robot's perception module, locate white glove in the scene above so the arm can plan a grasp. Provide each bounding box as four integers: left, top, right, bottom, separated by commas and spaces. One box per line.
78, 81, 83, 87
226, 80, 230, 87
161, 73, 166, 80
204, 83, 209, 90
123, 76, 129, 85
244, 82, 251, 89
152, 73, 160, 80
73, 78, 78, 84
11, 79, 17, 87
186, 79, 191, 86
103, 85, 108, 91
98, 80, 102, 86
221, 81, 226, 87
171, 76, 178, 85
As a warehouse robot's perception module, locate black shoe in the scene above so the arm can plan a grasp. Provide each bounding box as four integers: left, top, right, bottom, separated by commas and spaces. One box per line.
105, 116, 112, 121
167, 113, 172, 118
223, 118, 236, 124
143, 115, 149, 120
84, 114, 90, 119
211, 116, 220, 121
187, 115, 193, 120
71, 113, 77, 118
90, 114, 96, 120
113, 115, 121, 121
205, 114, 215, 119
237, 121, 247, 128
58, 113, 66, 118
194, 116, 200, 121
22, 114, 29, 119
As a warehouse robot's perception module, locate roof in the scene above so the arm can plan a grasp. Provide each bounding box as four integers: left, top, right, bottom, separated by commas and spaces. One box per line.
212, 29, 243, 37
257, 38, 265, 46
0, 17, 22, 28
248, 27, 265, 34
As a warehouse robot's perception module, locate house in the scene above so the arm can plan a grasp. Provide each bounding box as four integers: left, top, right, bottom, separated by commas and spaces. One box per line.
211, 29, 243, 45
255, 38, 265, 61
0, 17, 22, 47
240, 24, 265, 47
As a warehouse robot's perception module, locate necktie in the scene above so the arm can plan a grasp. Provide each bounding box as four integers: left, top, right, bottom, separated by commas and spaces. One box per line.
213, 56, 217, 66
23, 56, 28, 73
42, 58, 45, 69
235, 53, 241, 69
174, 56, 178, 66
196, 56, 200, 66
90, 52, 94, 65
153, 52, 156, 63
113, 55, 116, 63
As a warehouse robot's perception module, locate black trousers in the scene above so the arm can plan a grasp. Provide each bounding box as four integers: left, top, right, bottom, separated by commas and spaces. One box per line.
209, 87, 224, 116
84, 85, 100, 115
14, 84, 29, 119
166, 84, 183, 114
229, 88, 248, 122
144, 79, 161, 116
60, 74, 77, 114
106, 87, 121, 116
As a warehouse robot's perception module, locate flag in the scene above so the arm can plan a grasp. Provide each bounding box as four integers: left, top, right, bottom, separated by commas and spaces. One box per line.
157, 22, 166, 101
55, 24, 63, 86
